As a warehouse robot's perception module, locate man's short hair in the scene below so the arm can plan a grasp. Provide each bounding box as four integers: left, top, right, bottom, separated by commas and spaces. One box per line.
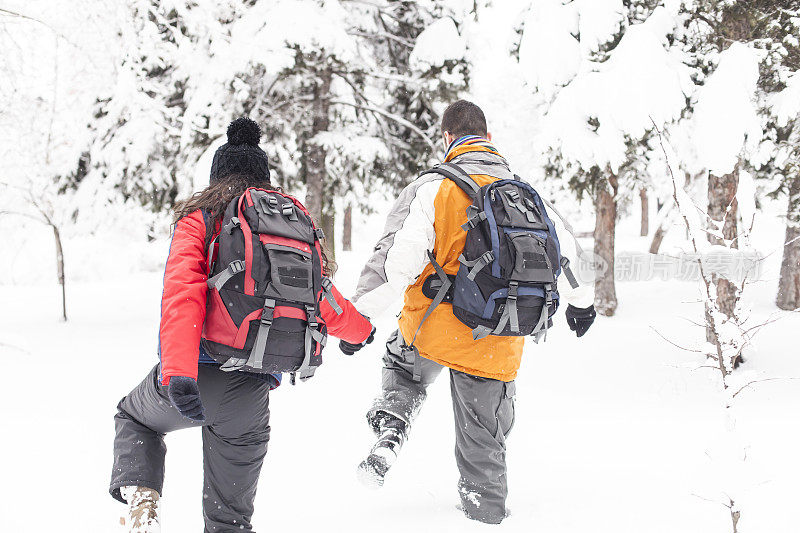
441, 100, 488, 138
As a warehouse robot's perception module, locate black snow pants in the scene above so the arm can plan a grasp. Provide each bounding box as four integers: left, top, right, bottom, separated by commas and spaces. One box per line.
110, 364, 271, 533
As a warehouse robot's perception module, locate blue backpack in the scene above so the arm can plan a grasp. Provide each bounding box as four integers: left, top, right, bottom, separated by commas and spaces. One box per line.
409, 163, 579, 347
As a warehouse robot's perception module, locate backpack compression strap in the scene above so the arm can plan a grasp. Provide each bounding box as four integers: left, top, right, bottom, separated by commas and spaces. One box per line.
207, 260, 245, 291
296, 304, 326, 381
409, 250, 452, 346
216, 298, 277, 372
321, 278, 343, 315
470, 283, 553, 342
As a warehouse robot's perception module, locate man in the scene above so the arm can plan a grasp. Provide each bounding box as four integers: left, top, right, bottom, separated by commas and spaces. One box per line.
352, 100, 596, 524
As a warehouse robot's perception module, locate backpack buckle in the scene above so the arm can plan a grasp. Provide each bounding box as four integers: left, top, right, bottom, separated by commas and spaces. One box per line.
259, 196, 278, 215
315, 228, 326, 241
224, 217, 240, 234
508, 281, 519, 301
305, 305, 318, 327
461, 211, 487, 231
260, 298, 276, 326
282, 204, 299, 221
229, 260, 245, 274
460, 251, 495, 281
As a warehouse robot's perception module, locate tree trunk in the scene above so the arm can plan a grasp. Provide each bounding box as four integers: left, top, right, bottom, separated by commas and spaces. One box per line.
342, 203, 352, 252
639, 187, 649, 237
649, 224, 667, 254
594, 173, 618, 316
648, 198, 674, 254
321, 210, 336, 261
52, 224, 66, 321
706, 166, 739, 342
777, 174, 800, 310
304, 68, 332, 226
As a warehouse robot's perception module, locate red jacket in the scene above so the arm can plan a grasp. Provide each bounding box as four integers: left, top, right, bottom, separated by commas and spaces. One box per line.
158, 209, 372, 385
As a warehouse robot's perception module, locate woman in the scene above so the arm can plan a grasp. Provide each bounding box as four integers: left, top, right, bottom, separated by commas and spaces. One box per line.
109, 118, 374, 532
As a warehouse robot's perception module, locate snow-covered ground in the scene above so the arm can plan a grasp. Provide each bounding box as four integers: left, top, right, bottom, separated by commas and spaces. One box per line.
1, 204, 798, 533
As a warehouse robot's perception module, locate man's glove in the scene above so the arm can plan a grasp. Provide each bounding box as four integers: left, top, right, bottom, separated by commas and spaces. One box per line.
565, 304, 596, 338
340, 326, 376, 356
167, 376, 205, 422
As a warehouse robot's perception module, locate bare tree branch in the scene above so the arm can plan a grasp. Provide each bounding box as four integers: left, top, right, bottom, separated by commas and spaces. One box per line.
731, 377, 800, 400
0, 7, 81, 49
0, 209, 45, 224
347, 30, 414, 47
650, 117, 730, 387
0, 341, 30, 355
330, 99, 439, 153
649, 326, 705, 353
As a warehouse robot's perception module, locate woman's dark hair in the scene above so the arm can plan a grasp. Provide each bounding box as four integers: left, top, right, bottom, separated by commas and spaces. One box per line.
172, 174, 337, 276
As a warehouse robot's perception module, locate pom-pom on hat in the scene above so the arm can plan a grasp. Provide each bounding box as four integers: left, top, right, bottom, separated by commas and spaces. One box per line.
209, 117, 271, 184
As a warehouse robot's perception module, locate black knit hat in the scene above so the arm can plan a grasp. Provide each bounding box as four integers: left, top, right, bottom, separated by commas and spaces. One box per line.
209, 117, 271, 184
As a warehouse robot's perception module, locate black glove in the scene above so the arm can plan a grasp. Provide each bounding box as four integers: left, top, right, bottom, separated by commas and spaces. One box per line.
168, 376, 205, 422
340, 326, 376, 356
565, 304, 596, 338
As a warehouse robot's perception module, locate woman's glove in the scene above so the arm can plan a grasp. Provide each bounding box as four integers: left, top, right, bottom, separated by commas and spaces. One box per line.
167, 376, 205, 422
565, 304, 596, 338
340, 326, 376, 356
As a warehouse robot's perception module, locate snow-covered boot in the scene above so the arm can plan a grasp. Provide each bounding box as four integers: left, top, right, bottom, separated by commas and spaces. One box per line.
357, 413, 407, 488
120, 486, 161, 533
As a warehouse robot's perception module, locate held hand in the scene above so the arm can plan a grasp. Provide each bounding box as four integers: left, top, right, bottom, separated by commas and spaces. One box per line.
167, 376, 206, 422
565, 304, 596, 338
340, 326, 376, 356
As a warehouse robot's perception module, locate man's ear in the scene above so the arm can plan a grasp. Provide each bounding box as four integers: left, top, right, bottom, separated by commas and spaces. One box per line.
486, 132, 492, 142
443, 131, 454, 148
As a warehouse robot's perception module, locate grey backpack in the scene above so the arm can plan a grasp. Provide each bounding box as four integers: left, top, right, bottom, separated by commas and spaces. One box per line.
201, 188, 341, 381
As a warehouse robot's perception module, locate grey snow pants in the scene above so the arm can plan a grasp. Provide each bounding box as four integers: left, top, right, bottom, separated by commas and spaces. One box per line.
368, 330, 516, 524
110, 364, 271, 533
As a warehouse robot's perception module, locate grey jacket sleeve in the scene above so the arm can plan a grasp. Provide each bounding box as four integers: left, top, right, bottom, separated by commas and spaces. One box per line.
352, 175, 442, 318
542, 198, 595, 309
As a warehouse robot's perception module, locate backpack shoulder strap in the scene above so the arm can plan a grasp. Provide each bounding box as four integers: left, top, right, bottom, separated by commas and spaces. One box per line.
405, 250, 452, 352
539, 196, 584, 255
538, 196, 582, 289
420, 162, 481, 199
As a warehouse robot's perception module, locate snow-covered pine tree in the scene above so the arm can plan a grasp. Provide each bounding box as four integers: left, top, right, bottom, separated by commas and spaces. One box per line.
71, 0, 244, 234
522, 0, 691, 316
204, 0, 382, 256
351, 1, 468, 191
212, 0, 468, 255
682, 0, 800, 340
683, 3, 754, 346
745, 3, 800, 310
332, 1, 468, 248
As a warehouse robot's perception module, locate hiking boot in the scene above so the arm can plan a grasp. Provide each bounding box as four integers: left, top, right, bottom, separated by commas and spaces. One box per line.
120, 486, 160, 533
358, 412, 407, 488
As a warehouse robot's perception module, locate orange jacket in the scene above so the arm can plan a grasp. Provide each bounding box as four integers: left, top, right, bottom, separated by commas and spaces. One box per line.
397, 173, 525, 381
